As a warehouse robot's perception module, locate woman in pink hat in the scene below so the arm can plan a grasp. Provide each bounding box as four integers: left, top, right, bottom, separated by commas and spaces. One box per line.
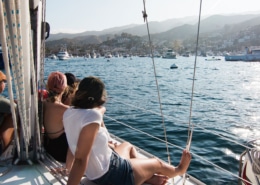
42, 71, 73, 166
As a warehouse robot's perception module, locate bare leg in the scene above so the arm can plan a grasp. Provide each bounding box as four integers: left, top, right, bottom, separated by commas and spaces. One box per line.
0, 114, 14, 151
145, 174, 169, 185
114, 142, 139, 159
174, 149, 192, 176
114, 142, 170, 184
130, 150, 191, 185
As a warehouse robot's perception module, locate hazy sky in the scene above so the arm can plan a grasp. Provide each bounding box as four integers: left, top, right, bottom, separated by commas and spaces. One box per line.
46, 0, 260, 34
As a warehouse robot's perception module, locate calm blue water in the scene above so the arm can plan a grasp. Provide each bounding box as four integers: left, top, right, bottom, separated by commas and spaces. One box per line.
4, 56, 260, 184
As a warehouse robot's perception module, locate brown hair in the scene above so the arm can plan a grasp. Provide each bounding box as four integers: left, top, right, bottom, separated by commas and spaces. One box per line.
72, 76, 106, 109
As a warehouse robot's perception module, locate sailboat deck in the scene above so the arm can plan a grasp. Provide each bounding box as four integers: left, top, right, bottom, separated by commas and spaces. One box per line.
0, 135, 204, 185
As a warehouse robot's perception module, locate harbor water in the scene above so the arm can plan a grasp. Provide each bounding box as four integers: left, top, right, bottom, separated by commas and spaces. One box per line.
4, 56, 260, 184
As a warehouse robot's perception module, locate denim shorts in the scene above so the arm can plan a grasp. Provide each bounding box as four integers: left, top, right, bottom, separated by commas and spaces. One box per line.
91, 151, 135, 185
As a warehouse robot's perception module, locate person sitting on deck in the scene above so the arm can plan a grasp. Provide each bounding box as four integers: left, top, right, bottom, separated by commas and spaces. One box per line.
63, 76, 192, 185
42, 71, 73, 165
0, 71, 15, 154
62, 72, 80, 106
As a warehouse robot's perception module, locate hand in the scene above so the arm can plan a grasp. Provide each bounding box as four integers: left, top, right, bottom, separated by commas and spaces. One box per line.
108, 141, 118, 149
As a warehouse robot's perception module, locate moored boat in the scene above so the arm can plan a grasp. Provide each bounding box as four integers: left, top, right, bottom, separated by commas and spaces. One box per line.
205, 57, 221, 61
57, 45, 70, 60
225, 46, 260, 62
104, 52, 112, 58
163, 49, 177, 59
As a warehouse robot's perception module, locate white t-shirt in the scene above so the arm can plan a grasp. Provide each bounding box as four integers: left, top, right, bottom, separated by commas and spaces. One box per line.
63, 107, 112, 180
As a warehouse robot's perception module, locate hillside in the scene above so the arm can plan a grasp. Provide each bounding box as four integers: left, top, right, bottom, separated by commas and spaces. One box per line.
45, 13, 260, 54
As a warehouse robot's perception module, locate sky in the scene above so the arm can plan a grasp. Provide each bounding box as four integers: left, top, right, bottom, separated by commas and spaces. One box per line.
46, 0, 260, 34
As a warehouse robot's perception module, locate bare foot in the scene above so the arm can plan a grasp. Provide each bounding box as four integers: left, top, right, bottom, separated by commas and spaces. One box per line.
145, 174, 169, 185
175, 149, 192, 176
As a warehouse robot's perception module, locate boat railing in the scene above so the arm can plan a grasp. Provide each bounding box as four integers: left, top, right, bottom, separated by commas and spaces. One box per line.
106, 98, 257, 184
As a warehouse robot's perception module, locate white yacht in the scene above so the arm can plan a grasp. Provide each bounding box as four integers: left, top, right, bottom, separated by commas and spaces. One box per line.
57, 46, 70, 60
163, 49, 177, 59
104, 52, 112, 58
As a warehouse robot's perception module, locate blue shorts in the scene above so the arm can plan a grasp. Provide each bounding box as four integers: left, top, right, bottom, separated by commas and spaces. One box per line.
91, 151, 135, 185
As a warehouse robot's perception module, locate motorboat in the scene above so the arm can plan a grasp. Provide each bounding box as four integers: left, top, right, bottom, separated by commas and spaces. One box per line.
90, 50, 97, 59
57, 46, 70, 60
104, 52, 112, 58
205, 57, 221, 61
225, 46, 260, 61
163, 49, 177, 59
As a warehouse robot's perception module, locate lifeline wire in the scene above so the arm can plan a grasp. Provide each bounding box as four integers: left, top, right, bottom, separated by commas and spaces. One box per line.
142, 0, 171, 165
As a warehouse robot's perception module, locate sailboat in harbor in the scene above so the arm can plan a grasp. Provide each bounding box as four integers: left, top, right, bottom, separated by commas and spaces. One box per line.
0, 0, 260, 185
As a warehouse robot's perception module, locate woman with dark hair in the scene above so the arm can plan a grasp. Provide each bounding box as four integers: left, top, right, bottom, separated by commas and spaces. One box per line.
62, 72, 80, 106
63, 76, 191, 185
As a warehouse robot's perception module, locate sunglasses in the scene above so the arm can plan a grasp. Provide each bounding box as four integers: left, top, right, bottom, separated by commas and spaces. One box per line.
1, 80, 7, 83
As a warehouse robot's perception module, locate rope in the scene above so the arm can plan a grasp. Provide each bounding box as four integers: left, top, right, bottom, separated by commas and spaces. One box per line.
0, 0, 43, 162
0, 0, 21, 158
183, 3, 203, 182
32, 0, 45, 160
186, 0, 203, 151
4, 0, 30, 160
142, 0, 171, 165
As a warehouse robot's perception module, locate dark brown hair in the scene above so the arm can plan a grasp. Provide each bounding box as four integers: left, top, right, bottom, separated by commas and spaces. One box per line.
71, 76, 106, 109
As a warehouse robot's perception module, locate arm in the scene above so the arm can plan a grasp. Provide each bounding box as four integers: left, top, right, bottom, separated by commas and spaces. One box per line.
65, 148, 74, 171
67, 123, 99, 185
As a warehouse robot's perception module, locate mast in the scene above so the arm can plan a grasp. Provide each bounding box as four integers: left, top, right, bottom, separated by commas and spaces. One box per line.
0, 0, 48, 163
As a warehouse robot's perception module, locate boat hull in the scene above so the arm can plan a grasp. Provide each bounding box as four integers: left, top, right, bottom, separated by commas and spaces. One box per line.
57, 56, 70, 60
225, 54, 260, 61
225, 55, 245, 61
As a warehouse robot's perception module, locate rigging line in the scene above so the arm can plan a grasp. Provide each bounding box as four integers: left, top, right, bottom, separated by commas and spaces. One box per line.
142, 0, 171, 165
0, 0, 21, 158
14, 0, 31, 160
5, 0, 30, 159
105, 115, 252, 184
30, 0, 42, 159
39, 0, 46, 158
186, 0, 203, 151
110, 98, 254, 150
33, 0, 46, 158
